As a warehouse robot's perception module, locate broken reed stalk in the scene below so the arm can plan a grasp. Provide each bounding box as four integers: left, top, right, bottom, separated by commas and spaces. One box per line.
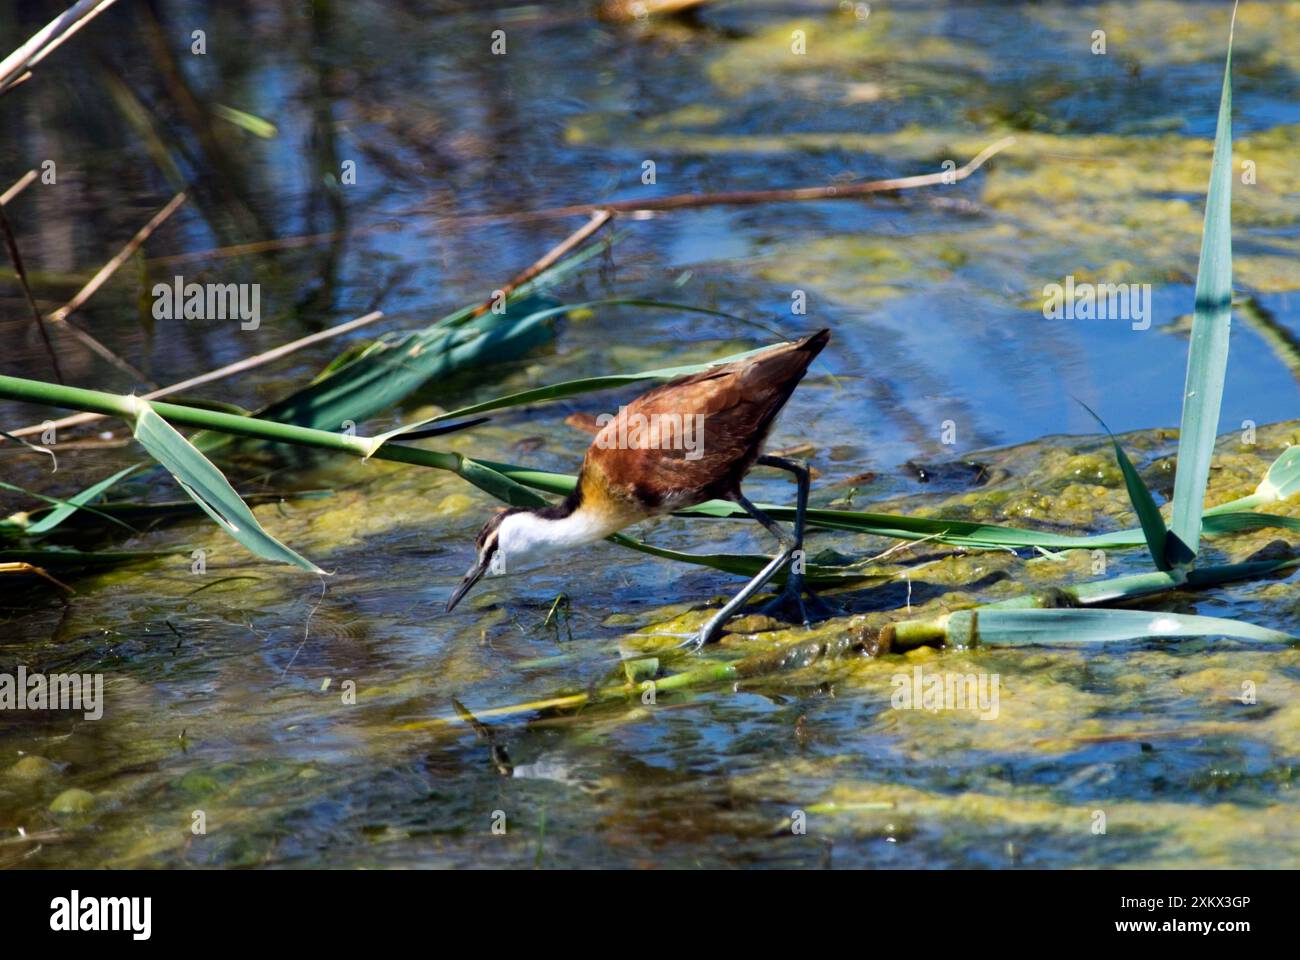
2, 187, 186, 388
417, 551, 1300, 733
1, 310, 386, 440
0, 0, 123, 94
149, 138, 1013, 266
395, 661, 741, 733
416, 136, 1017, 226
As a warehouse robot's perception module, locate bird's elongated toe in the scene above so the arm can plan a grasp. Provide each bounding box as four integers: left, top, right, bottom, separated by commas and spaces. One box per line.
759, 574, 841, 627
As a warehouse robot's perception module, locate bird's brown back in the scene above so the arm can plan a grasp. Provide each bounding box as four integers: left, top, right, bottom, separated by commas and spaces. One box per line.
580, 329, 830, 515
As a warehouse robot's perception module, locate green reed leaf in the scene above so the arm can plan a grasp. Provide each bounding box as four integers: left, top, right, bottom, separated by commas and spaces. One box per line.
1167, 13, 1235, 568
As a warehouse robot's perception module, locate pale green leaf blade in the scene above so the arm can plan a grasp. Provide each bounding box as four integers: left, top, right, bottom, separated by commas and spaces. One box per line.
1257, 444, 1300, 502
132, 402, 322, 573
212, 104, 278, 139
1201, 511, 1300, 536
946, 607, 1291, 648
1167, 15, 1235, 568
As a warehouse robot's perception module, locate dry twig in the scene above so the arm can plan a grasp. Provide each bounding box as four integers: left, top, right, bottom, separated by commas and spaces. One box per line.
419, 136, 1016, 227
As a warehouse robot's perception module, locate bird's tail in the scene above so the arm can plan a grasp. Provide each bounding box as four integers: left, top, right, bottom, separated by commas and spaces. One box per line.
797, 327, 831, 359
765, 327, 830, 374
737, 328, 830, 400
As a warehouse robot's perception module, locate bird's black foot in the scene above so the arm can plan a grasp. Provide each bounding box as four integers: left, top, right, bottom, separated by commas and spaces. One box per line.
758, 574, 841, 627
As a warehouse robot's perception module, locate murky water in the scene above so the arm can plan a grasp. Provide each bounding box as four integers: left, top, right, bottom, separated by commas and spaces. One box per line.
2, 0, 1299, 868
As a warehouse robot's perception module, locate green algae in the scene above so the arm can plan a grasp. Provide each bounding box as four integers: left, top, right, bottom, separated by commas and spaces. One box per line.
1026, 1, 1300, 73
8, 756, 59, 781
49, 788, 95, 815
705, 11, 991, 97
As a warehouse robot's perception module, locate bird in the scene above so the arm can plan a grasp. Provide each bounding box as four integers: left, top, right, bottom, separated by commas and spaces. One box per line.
445, 328, 832, 648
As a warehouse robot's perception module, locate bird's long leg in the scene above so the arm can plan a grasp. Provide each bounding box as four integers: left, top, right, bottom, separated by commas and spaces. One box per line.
734, 490, 794, 550
677, 463, 832, 650
678, 537, 795, 650
678, 493, 794, 649
758, 454, 809, 548
753, 455, 839, 624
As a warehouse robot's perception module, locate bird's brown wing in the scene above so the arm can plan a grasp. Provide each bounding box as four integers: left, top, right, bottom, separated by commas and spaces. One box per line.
580, 333, 827, 512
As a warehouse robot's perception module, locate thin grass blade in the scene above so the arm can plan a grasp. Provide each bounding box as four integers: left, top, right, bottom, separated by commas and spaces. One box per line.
1, 474, 138, 535
1076, 401, 1170, 570
212, 104, 278, 139
19, 464, 143, 535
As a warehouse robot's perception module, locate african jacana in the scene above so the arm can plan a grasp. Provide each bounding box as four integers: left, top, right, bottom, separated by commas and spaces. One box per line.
446, 329, 832, 648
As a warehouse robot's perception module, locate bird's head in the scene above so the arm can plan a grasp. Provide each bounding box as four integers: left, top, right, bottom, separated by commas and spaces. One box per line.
445, 507, 553, 612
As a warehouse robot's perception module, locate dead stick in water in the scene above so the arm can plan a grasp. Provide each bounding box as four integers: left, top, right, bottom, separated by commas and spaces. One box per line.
156, 138, 1013, 265
49, 191, 187, 324
420, 136, 1016, 227
468, 208, 613, 319
36, 191, 187, 387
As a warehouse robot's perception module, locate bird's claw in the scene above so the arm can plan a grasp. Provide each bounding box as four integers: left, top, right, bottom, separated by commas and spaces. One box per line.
674, 631, 710, 652
759, 575, 841, 627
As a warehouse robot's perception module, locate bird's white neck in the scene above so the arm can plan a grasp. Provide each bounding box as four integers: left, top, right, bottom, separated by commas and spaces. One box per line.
495, 505, 618, 570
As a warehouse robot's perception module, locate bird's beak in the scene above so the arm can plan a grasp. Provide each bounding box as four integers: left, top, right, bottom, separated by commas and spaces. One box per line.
445, 556, 489, 612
